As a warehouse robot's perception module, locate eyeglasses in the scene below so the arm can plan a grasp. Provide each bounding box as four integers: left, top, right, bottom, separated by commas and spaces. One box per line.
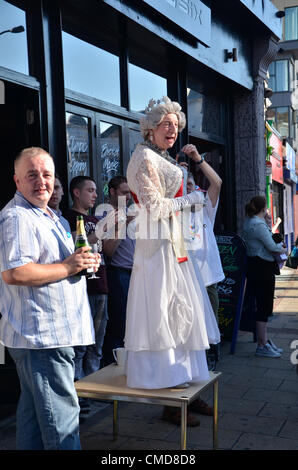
158, 120, 178, 130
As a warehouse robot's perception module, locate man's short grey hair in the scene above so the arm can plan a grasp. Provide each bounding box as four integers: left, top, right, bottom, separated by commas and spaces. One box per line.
140, 96, 186, 140
14, 147, 53, 172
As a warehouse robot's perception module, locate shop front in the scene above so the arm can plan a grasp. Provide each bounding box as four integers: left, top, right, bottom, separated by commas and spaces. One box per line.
0, 0, 282, 404
283, 142, 298, 250
269, 128, 284, 234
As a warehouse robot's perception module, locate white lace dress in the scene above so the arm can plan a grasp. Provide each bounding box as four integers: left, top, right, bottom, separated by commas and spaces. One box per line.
124, 143, 220, 389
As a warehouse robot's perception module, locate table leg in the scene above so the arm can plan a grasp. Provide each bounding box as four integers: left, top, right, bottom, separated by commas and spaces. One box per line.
213, 380, 218, 449
113, 400, 118, 441
180, 402, 187, 450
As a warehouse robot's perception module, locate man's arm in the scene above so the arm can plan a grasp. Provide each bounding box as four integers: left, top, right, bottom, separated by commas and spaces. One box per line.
182, 145, 222, 207
1, 246, 100, 286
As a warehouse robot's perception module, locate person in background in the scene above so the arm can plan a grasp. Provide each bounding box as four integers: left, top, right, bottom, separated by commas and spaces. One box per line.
242, 195, 287, 358
272, 232, 287, 273
286, 237, 298, 269
183, 148, 224, 417
185, 150, 224, 358
64, 176, 108, 417
0, 147, 99, 449
48, 174, 71, 233
101, 176, 136, 366
292, 237, 298, 258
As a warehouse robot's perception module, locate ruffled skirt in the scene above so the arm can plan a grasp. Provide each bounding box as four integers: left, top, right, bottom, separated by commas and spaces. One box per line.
124, 237, 220, 389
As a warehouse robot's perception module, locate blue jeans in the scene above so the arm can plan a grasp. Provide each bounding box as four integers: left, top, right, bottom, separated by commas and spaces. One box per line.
8, 346, 81, 450
74, 294, 108, 380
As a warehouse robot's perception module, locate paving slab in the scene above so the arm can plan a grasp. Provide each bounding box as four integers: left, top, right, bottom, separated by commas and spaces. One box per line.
232, 432, 298, 450
218, 413, 285, 436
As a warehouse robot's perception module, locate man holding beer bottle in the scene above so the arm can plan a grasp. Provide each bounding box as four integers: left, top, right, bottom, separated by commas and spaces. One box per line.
65, 176, 108, 416
0, 147, 100, 450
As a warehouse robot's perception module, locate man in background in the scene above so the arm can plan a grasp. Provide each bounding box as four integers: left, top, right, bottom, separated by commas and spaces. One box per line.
65, 176, 108, 393
48, 174, 71, 233
102, 176, 135, 365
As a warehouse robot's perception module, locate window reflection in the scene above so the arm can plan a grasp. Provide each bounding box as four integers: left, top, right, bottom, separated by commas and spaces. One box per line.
129, 63, 167, 112
62, 31, 121, 105
0, 1, 28, 74
128, 128, 142, 157
187, 89, 224, 137
100, 122, 121, 200
276, 107, 289, 137
285, 7, 298, 41
66, 113, 90, 184
268, 60, 289, 92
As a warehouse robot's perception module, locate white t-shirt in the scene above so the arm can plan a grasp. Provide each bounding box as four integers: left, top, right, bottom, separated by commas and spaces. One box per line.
187, 193, 225, 287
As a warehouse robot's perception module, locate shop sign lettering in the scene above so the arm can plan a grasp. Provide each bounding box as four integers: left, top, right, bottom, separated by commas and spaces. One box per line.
165, 0, 202, 23
142, 0, 211, 46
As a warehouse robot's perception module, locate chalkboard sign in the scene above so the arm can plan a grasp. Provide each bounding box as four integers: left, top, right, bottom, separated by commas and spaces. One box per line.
215, 231, 247, 353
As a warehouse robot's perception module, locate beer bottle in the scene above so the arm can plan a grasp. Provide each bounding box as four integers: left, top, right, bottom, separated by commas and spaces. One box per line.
75, 215, 92, 276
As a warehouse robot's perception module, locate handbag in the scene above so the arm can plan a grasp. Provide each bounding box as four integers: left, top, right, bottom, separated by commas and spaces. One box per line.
285, 255, 298, 269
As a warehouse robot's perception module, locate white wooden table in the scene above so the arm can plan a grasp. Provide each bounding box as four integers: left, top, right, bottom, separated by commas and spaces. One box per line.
75, 364, 221, 450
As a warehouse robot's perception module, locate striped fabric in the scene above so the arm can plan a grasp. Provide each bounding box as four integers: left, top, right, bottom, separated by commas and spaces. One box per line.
0, 192, 94, 349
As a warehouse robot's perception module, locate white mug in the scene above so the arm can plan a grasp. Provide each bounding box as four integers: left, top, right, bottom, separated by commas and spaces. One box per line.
113, 347, 127, 367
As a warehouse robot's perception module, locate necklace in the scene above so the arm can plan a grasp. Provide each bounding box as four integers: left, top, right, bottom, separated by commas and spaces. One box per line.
141, 140, 181, 168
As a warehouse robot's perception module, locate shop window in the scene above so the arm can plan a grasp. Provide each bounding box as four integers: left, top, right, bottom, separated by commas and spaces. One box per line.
66, 112, 91, 184
100, 122, 121, 200
128, 63, 167, 113
187, 88, 224, 138
268, 60, 290, 92
62, 32, 121, 106
0, 1, 28, 74
275, 107, 289, 137
285, 7, 298, 41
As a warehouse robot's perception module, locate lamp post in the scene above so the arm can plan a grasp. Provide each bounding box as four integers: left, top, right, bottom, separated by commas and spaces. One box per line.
0, 25, 25, 36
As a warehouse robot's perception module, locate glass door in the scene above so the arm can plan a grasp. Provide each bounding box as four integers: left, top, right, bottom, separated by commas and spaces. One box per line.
66, 111, 92, 181
97, 118, 122, 202
65, 104, 142, 205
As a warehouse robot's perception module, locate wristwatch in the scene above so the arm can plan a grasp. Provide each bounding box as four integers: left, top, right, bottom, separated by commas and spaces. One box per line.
197, 154, 205, 165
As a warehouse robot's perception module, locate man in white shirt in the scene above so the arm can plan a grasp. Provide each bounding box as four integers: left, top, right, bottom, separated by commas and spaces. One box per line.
0, 147, 100, 449
183, 145, 224, 416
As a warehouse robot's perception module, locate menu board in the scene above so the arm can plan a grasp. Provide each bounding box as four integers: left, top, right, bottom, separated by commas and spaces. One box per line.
215, 232, 247, 353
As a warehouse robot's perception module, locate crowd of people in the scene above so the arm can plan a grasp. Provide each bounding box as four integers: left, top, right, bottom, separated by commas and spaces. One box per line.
0, 96, 295, 450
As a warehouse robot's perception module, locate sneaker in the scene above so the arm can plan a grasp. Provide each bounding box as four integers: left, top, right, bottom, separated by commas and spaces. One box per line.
267, 339, 283, 354
255, 344, 281, 358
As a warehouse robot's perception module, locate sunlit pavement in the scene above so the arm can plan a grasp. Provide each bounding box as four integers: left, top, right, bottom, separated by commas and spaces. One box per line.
0, 267, 298, 450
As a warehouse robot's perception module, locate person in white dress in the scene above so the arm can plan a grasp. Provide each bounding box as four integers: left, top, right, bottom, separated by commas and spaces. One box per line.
124, 97, 220, 423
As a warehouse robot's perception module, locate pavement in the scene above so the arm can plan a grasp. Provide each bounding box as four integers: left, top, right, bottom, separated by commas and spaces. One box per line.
0, 266, 298, 451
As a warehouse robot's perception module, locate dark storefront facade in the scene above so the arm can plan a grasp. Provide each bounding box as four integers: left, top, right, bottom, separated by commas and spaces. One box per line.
0, 0, 282, 404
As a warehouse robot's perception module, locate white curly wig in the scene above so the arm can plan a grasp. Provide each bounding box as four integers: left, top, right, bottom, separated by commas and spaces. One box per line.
140, 96, 186, 140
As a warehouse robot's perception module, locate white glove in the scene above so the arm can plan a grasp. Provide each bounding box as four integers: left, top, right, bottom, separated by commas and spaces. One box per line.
172, 190, 205, 212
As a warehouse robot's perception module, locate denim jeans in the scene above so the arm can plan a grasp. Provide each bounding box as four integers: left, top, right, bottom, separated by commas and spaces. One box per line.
74, 294, 108, 380
8, 346, 81, 450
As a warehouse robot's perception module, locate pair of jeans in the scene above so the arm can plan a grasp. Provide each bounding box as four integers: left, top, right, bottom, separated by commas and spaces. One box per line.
74, 294, 108, 380
103, 266, 131, 366
8, 346, 81, 450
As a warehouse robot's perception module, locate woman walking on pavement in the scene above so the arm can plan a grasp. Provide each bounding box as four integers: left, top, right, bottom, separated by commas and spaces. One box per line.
242, 195, 287, 358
